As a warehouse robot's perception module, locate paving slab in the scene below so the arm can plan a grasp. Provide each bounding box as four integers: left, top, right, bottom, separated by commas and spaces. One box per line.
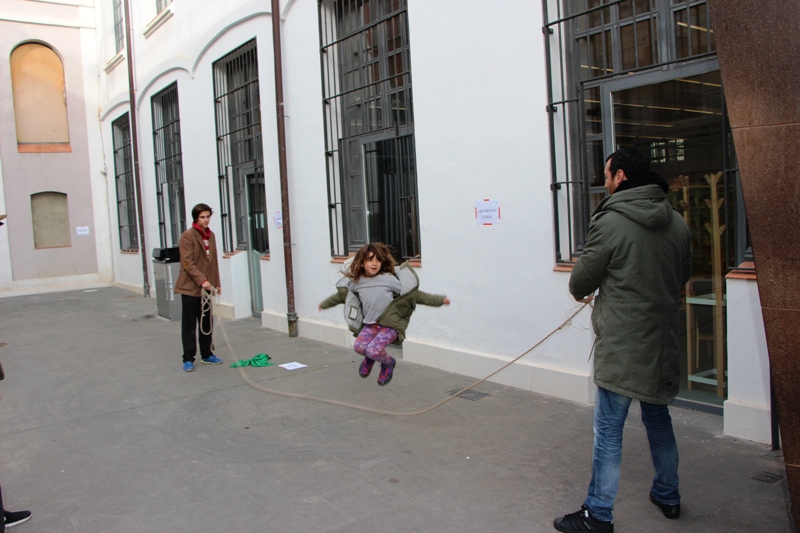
0, 287, 793, 532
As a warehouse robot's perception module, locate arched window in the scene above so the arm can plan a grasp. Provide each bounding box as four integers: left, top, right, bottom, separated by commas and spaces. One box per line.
10, 43, 70, 152
31, 192, 71, 249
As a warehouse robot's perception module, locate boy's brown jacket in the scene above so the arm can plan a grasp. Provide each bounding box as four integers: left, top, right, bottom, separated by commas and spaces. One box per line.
174, 227, 220, 297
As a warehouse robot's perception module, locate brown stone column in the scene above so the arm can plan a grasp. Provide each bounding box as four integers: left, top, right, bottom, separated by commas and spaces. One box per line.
708, 1, 800, 529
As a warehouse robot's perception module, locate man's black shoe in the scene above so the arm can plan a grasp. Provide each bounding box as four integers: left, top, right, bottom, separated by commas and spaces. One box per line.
4, 509, 32, 527
649, 492, 680, 519
553, 505, 613, 532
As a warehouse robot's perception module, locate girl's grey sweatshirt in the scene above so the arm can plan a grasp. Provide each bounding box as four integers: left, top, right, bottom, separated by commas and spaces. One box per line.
349, 273, 401, 325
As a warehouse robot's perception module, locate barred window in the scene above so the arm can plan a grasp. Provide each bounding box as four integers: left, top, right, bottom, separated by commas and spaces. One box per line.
543, 0, 737, 262
152, 83, 186, 247
212, 40, 268, 255
319, 0, 420, 262
112, 114, 138, 251
544, 0, 744, 406
113, 0, 125, 54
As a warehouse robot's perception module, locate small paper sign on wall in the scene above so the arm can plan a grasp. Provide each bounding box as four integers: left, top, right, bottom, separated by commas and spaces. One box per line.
273, 212, 282, 229
475, 199, 501, 225
76, 226, 90, 236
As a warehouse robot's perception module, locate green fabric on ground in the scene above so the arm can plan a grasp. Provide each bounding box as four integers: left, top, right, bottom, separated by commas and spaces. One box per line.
229, 353, 272, 368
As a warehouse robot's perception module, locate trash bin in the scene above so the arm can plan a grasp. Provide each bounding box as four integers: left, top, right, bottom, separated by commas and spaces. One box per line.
153, 247, 182, 321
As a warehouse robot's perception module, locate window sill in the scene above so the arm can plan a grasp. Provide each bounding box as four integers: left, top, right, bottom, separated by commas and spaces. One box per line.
553, 262, 574, 272
329, 255, 421, 268
222, 250, 244, 259
260, 254, 270, 261
726, 261, 756, 281
18, 143, 71, 153
143, 7, 173, 38
330, 254, 355, 264
104, 51, 124, 73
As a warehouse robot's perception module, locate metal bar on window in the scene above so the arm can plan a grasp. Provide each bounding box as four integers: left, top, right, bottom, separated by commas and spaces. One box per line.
112, 114, 138, 251
151, 83, 185, 248
318, 0, 417, 258
546, 0, 626, 28
212, 40, 266, 254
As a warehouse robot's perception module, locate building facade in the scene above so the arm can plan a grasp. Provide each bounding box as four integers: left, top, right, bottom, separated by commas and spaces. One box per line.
0, 0, 772, 444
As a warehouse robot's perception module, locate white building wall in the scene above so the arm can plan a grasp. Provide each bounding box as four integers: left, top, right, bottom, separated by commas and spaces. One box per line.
28, 0, 770, 439
280, 0, 596, 402
724, 276, 772, 444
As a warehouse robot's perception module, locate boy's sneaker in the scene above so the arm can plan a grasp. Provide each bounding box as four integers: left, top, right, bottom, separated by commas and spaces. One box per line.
183, 361, 194, 372
359, 357, 375, 377
377, 357, 396, 386
553, 506, 613, 533
4, 509, 32, 527
201, 355, 222, 364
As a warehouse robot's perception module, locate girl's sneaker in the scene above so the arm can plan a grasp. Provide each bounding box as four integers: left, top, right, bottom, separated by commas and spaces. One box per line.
359, 357, 375, 377
377, 357, 396, 386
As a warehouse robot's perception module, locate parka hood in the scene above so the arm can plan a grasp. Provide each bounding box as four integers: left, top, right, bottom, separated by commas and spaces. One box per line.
592, 184, 676, 230
336, 262, 419, 295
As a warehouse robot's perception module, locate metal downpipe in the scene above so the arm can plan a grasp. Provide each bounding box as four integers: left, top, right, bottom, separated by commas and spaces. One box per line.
271, 0, 297, 336
123, 0, 150, 297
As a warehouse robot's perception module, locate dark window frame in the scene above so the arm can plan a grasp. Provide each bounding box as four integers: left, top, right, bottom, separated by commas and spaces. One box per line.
318, 0, 421, 261
151, 82, 186, 248
542, 0, 750, 268
113, 0, 125, 54
111, 113, 139, 252
212, 39, 268, 255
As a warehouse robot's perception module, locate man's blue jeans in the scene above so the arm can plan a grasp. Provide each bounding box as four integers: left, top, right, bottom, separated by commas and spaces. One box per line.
584, 386, 680, 522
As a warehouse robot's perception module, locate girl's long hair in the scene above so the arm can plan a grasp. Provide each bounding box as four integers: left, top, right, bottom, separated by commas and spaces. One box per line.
346, 242, 396, 283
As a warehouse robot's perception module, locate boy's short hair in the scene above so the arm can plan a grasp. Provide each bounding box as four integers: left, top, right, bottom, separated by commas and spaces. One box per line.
191, 203, 213, 222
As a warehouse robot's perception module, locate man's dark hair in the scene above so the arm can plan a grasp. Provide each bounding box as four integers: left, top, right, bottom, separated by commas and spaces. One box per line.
191, 203, 213, 222
606, 147, 650, 181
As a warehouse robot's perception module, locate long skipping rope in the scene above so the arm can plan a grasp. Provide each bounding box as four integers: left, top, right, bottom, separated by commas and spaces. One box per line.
200, 289, 589, 417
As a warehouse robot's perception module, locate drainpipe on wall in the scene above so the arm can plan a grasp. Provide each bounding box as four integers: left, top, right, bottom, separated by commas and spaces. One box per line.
123, 0, 150, 297
271, 0, 297, 336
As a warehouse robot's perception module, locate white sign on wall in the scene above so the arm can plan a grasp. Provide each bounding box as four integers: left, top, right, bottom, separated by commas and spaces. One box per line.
273, 212, 283, 229
76, 226, 90, 235
475, 199, 501, 225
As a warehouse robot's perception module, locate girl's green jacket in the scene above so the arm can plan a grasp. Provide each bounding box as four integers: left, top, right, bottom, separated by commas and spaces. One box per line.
320, 263, 446, 345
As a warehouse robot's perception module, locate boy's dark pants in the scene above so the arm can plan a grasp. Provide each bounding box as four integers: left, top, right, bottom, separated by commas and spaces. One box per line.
181, 294, 212, 362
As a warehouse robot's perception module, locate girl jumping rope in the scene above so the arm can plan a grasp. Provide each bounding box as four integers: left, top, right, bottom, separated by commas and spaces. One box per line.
319, 243, 450, 386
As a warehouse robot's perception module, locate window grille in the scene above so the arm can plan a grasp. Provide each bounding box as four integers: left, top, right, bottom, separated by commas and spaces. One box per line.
212, 40, 268, 254
151, 82, 186, 247
112, 113, 139, 251
156, 0, 173, 13
319, 0, 420, 261
113, 0, 125, 53
542, 0, 749, 268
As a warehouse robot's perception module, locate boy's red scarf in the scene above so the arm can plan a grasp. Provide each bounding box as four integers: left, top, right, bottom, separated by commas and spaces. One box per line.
192, 222, 211, 256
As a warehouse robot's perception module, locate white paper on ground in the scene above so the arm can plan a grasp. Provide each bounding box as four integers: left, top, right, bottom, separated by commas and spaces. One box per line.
279, 362, 307, 370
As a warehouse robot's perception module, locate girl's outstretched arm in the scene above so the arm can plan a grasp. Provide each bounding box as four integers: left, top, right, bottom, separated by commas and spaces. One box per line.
319, 291, 345, 310
415, 291, 449, 307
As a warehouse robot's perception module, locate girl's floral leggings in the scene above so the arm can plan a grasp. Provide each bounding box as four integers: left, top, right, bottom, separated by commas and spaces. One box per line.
354, 324, 397, 364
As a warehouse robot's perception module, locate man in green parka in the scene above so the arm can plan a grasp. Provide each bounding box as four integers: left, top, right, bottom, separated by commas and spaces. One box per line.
554, 148, 692, 533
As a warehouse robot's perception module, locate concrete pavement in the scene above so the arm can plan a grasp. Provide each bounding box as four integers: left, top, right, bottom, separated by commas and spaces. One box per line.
0, 287, 792, 532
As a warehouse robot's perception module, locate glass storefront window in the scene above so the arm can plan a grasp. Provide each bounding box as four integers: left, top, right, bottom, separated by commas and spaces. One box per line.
613, 70, 732, 406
